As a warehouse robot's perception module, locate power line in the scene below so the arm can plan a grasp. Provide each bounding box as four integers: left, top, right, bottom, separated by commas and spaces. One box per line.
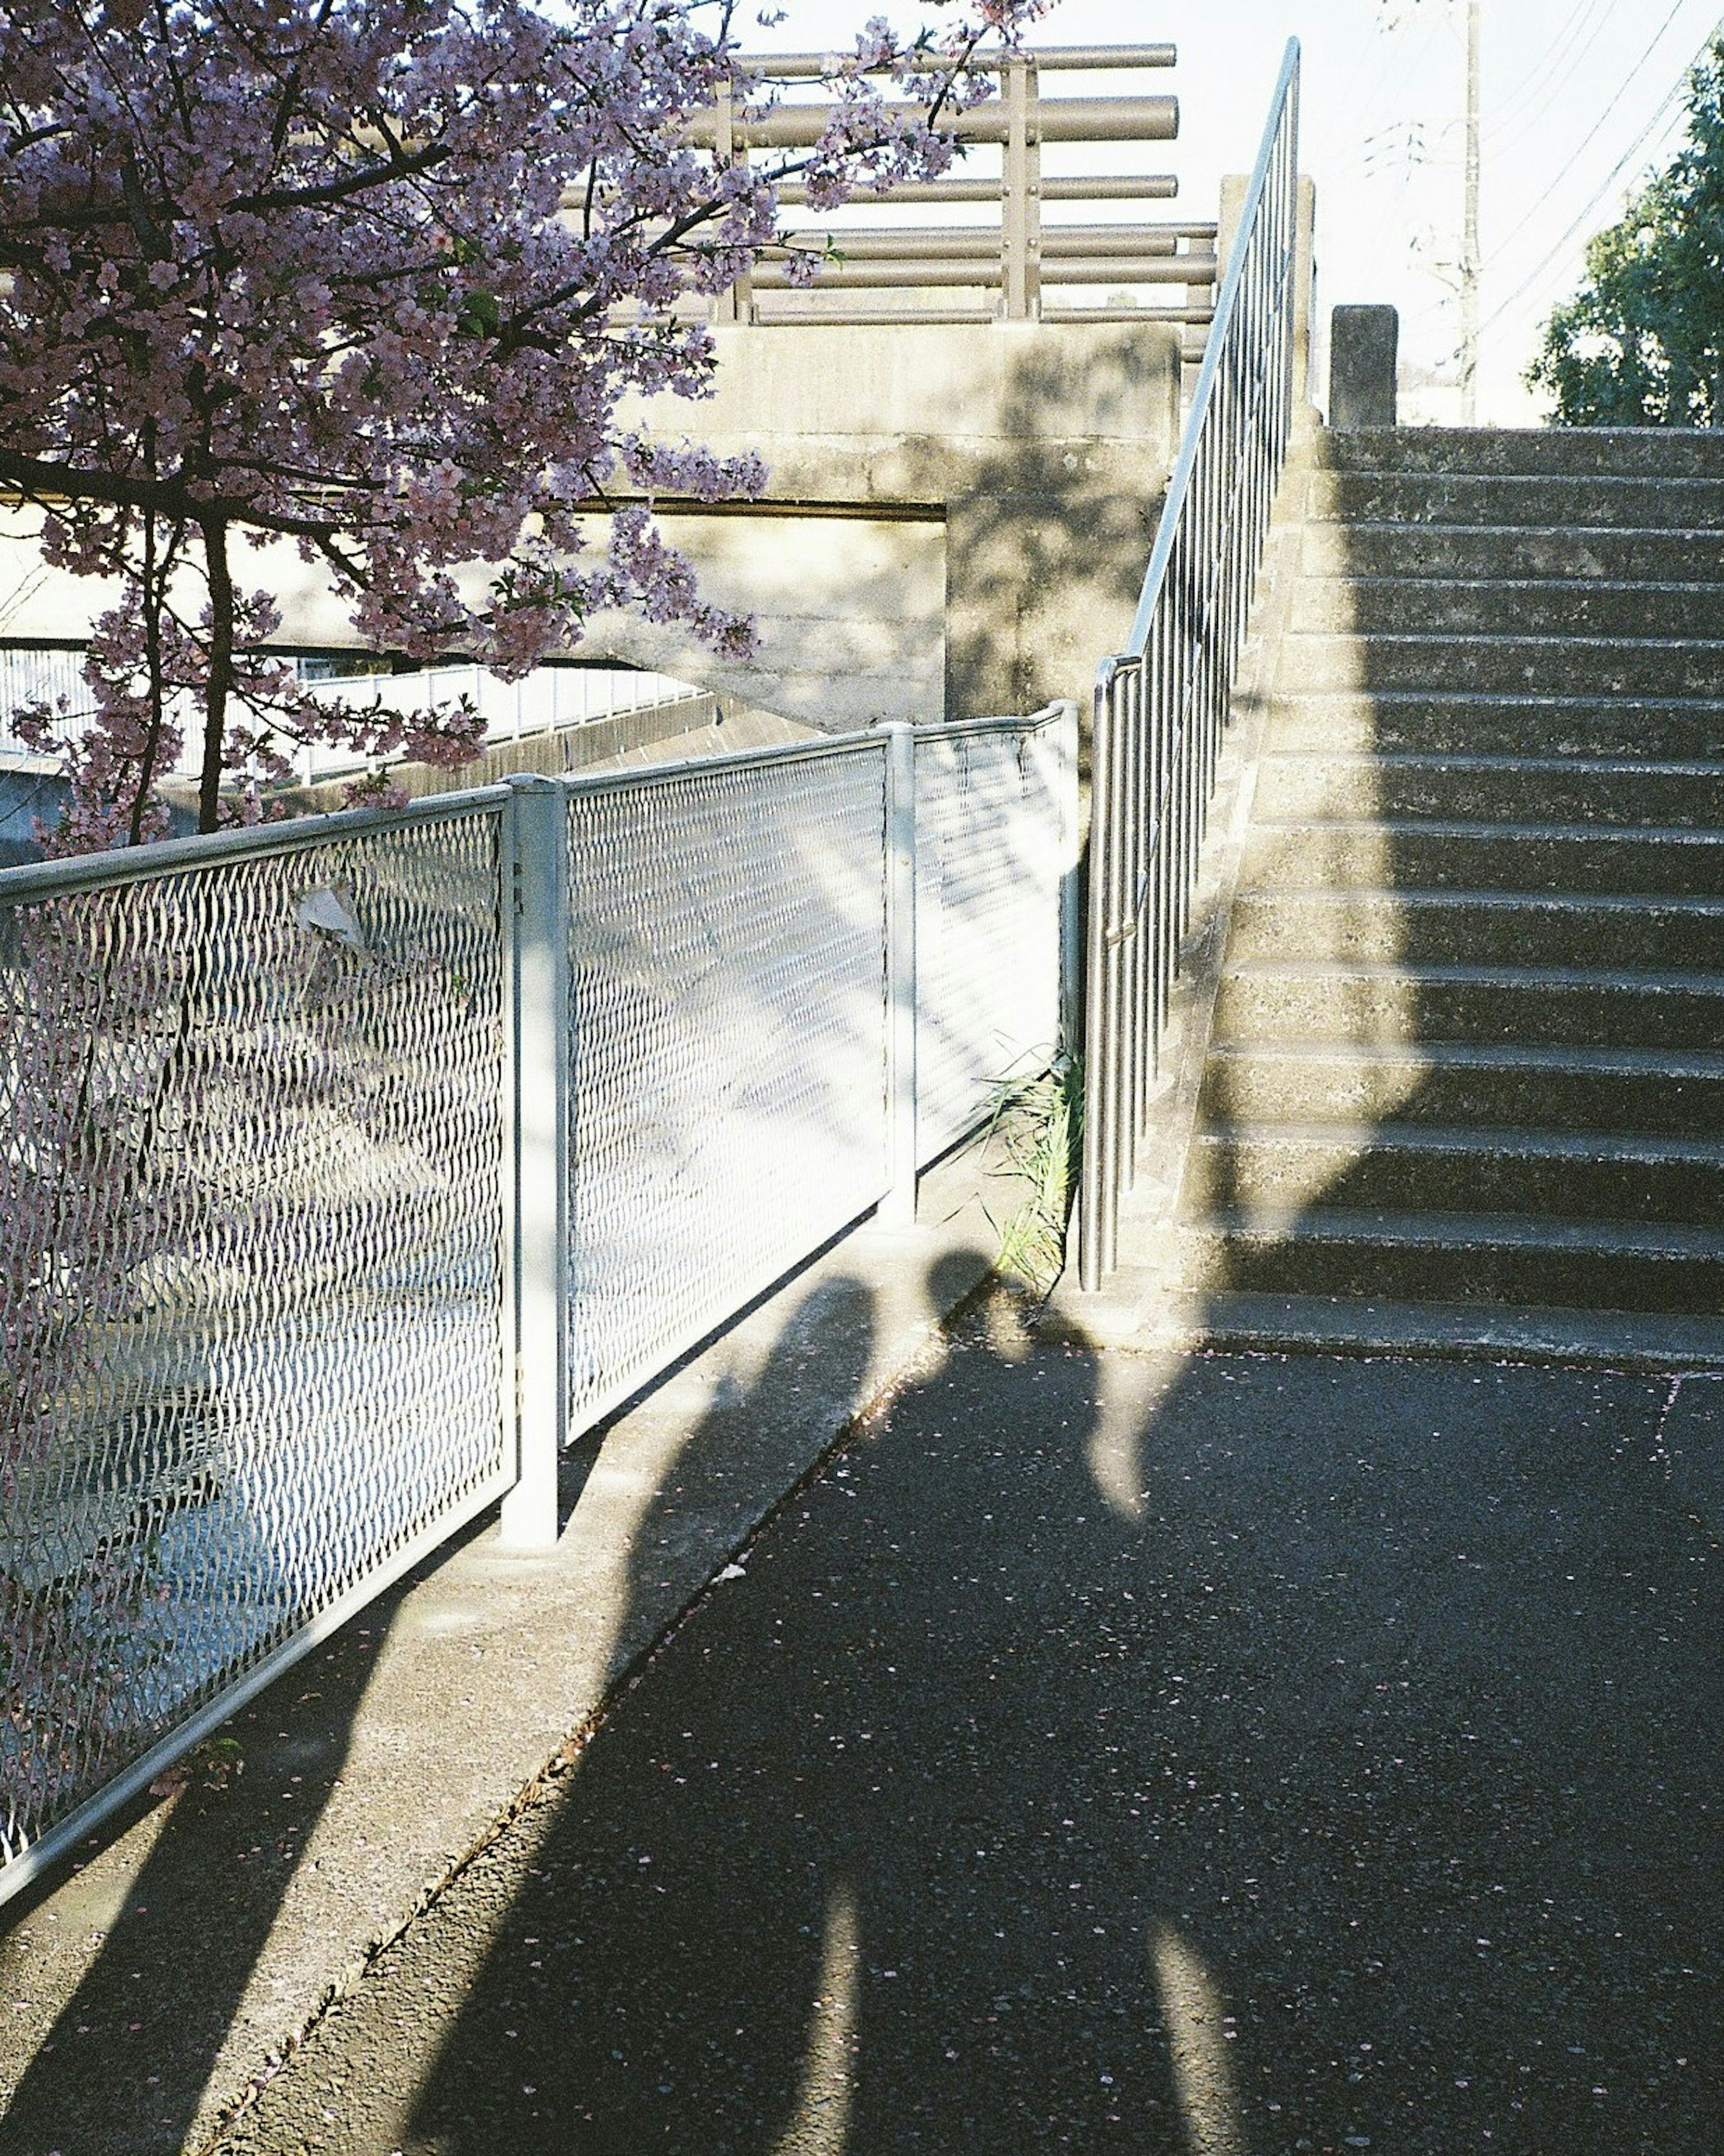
1477, 58, 1697, 336
1490, 0, 1632, 159
1481, 0, 1693, 270
1491, 0, 1618, 130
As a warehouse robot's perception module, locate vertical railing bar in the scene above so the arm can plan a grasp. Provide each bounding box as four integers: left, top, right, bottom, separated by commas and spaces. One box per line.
1131, 661, 1153, 1132
1079, 666, 1120, 1290
1122, 658, 1144, 1177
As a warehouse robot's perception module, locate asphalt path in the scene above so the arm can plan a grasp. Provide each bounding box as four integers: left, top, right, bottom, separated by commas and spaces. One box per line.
208, 1337, 1724, 2156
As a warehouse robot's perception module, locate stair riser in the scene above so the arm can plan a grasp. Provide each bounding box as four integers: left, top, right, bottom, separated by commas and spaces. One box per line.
1182, 1226, 1724, 1317
1292, 580, 1724, 639
1212, 973, 1724, 1052
1305, 472, 1724, 529
1315, 427, 1724, 481
1280, 633, 1724, 699
1184, 1135, 1724, 1228
1302, 525, 1724, 585
1228, 894, 1724, 970
1202, 1054, 1724, 1136
1265, 695, 1724, 760
1253, 758, 1724, 827
1242, 824, 1724, 898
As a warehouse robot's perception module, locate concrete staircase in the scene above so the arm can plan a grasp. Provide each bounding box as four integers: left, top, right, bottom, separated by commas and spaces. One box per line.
1175, 424, 1724, 1358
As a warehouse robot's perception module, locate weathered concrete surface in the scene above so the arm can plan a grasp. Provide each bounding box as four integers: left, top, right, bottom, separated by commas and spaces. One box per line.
1328, 305, 1399, 430
683, 320, 1182, 726
0, 319, 1179, 732
187, 1341, 1724, 2156
0, 503, 947, 737
576, 506, 949, 732
0, 1147, 1019, 2156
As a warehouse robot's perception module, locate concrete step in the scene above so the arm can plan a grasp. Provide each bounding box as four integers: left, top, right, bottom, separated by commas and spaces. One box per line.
1305, 470, 1724, 530
1200, 1039, 1724, 1138
1134, 1289, 1724, 1370
1183, 1122, 1724, 1228
1252, 751, 1724, 828
1179, 1208, 1724, 1316
1228, 888, 1724, 970
1302, 522, 1724, 586
1291, 576, 1724, 641
1265, 692, 1724, 760
1211, 959, 1724, 1052
1313, 426, 1724, 481
1241, 818, 1724, 898
1280, 630, 1724, 699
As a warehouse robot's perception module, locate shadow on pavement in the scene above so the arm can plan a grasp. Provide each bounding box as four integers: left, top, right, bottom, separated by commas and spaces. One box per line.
208, 1260, 1724, 2155
0, 1530, 454, 2156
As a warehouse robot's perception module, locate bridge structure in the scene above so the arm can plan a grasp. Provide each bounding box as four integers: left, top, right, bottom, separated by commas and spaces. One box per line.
0, 43, 1305, 752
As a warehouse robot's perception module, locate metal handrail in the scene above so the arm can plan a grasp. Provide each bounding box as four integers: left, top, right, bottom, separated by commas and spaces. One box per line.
1078, 38, 1302, 1289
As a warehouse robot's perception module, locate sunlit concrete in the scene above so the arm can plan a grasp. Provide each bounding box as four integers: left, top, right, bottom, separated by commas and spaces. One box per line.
0, 317, 1181, 732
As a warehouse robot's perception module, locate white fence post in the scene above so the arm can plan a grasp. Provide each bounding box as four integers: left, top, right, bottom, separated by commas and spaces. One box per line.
500, 774, 569, 1549
1052, 699, 1082, 1055
878, 723, 919, 1227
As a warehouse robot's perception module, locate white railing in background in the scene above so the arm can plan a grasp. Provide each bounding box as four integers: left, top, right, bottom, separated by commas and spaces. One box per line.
296, 662, 707, 781
1078, 41, 1302, 1287
0, 654, 705, 784
0, 700, 1078, 1903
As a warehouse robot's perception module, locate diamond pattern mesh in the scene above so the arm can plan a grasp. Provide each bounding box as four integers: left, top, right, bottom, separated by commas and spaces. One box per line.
565, 747, 890, 1430
0, 809, 508, 1865
914, 725, 1064, 1161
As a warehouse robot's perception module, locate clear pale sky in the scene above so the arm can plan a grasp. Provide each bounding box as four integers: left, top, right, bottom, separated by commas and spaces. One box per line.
744, 0, 1724, 425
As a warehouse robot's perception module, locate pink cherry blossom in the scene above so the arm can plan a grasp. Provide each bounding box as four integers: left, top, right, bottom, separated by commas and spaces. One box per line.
0, 0, 1050, 847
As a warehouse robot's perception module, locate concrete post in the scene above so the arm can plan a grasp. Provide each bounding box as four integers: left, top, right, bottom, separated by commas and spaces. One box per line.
500, 774, 569, 1550
1219, 172, 1317, 403
1293, 175, 1317, 404
1329, 305, 1399, 429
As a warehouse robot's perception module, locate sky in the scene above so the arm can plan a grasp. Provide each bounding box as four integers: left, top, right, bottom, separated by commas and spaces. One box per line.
739, 0, 1724, 425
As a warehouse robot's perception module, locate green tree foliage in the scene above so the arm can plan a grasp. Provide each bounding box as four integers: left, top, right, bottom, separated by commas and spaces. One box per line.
1528, 37, 1724, 426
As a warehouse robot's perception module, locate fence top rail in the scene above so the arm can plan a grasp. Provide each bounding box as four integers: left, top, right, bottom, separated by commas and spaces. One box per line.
1123, 35, 1300, 659
0, 706, 1067, 895
913, 701, 1073, 743
552, 704, 1063, 800
0, 782, 512, 904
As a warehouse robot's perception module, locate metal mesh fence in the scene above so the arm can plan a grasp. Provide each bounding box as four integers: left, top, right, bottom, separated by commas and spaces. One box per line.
0, 709, 1069, 1900
564, 744, 891, 1432
913, 721, 1066, 1162
0, 806, 509, 1867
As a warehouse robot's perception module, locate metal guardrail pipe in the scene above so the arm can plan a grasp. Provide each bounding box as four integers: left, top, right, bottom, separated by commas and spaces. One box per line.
675, 42, 1200, 325
746, 44, 1177, 77
779, 225, 1186, 261
1077, 40, 1302, 1291
751, 254, 1212, 292
748, 300, 1218, 327
688, 94, 1177, 150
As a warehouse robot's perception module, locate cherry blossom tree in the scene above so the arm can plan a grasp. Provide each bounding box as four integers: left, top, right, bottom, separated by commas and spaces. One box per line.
0, 0, 1045, 849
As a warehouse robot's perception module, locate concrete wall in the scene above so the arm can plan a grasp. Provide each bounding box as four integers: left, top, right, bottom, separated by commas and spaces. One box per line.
0, 317, 1183, 732
670, 319, 1183, 725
